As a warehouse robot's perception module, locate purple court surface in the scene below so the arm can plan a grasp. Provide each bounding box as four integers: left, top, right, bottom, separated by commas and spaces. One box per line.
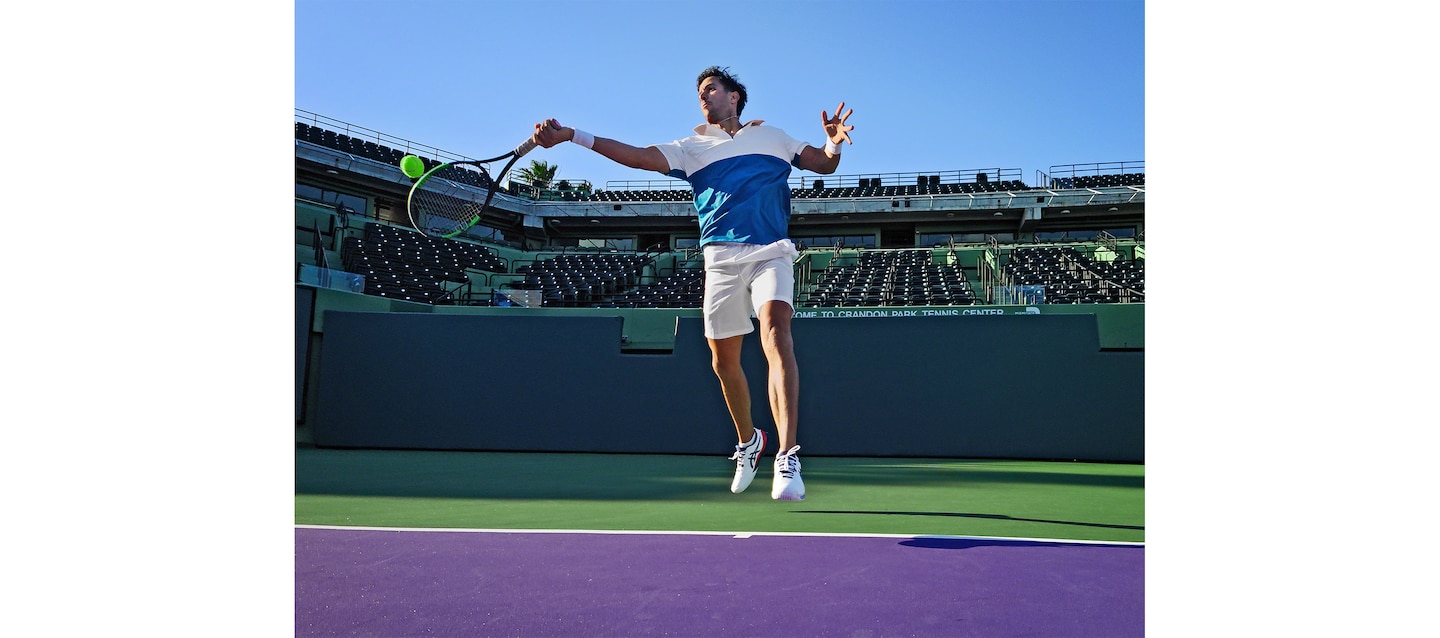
296, 526, 1143, 637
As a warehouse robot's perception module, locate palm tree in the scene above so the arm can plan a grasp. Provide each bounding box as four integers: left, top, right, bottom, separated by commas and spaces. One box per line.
515, 160, 558, 189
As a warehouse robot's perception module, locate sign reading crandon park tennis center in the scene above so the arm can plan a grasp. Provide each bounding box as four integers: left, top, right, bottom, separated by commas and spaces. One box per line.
793, 307, 1043, 319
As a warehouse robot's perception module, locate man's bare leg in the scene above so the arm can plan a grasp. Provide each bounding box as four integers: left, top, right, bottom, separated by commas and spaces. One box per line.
708, 335, 754, 444
757, 301, 799, 450
711, 334, 771, 493
758, 299, 804, 499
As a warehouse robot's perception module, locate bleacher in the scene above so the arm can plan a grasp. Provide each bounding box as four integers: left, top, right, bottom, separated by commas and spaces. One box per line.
301, 211, 1147, 310
1049, 174, 1146, 189
596, 267, 705, 308
295, 121, 496, 190
801, 249, 975, 308
580, 178, 1035, 203
295, 111, 1145, 311
1002, 245, 1145, 304
582, 173, 1036, 203
296, 117, 1129, 202
504, 252, 654, 308
337, 222, 508, 304
791, 179, 1029, 200
585, 189, 693, 202
1046, 161, 1146, 190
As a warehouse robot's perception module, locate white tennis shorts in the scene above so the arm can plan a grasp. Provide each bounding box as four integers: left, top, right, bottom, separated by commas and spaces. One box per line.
702, 240, 799, 340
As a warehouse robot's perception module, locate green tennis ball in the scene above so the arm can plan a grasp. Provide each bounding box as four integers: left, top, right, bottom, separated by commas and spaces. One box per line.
400, 155, 425, 178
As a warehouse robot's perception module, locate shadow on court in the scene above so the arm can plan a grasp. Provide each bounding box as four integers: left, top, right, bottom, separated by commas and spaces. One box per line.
896, 537, 1146, 550
795, 509, 1145, 532
810, 459, 1144, 490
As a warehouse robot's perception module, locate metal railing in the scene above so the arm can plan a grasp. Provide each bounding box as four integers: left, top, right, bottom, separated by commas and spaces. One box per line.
1039, 161, 1146, 190
1046, 161, 1146, 179
295, 109, 483, 166
298, 108, 1142, 199
603, 167, 1026, 192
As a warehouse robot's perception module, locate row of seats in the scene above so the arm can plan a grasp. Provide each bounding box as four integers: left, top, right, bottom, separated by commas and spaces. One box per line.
296, 122, 404, 166
803, 287, 977, 308
506, 253, 655, 307
1003, 246, 1144, 304
334, 222, 516, 305
296, 122, 495, 190
794, 180, 1029, 199
321, 220, 693, 308
362, 223, 507, 272
300, 121, 1143, 205
585, 189, 693, 202
318, 222, 1143, 308
301, 122, 1157, 203
341, 240, 468, 284
593, 268, 705, 308
802, 249, 977, 308
579, 180, 1034, 203
1051, 173, 1145, 189
358, 274, 456, 304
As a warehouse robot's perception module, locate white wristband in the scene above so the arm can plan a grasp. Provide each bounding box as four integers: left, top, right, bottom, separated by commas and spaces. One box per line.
571, 129, 595, 149
824, 139, 842, 155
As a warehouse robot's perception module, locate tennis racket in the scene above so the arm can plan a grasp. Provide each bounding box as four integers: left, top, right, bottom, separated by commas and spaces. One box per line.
403, 136, 538, 239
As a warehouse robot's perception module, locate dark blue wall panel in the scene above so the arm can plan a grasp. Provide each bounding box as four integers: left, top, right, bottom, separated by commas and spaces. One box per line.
313, 312, 1142, 461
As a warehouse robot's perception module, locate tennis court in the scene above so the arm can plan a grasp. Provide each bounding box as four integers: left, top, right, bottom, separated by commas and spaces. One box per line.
295, 447, 1143, 636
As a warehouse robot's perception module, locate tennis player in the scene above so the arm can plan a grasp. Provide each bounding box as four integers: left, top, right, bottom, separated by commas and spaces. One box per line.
532, 66, 853, 501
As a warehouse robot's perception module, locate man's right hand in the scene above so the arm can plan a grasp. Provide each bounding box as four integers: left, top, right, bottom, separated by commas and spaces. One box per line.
532, 118, 573, 149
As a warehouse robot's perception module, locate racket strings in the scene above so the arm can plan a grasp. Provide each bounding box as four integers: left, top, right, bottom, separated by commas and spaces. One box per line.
411, 164, 499, 237
409, 149, 525, 239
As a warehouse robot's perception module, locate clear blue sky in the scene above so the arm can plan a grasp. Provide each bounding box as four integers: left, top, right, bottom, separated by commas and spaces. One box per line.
295, 0, 1144, 188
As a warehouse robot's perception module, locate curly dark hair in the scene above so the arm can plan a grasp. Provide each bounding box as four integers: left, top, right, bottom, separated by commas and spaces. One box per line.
697, 66, 747, 117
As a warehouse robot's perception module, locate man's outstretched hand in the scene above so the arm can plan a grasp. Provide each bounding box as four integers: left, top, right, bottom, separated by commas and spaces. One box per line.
822, 102, 854, 145
532, 118, 572, 148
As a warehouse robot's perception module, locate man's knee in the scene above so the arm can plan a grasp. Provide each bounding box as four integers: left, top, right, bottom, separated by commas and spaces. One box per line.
710, 339, 744, 376
758, 303, 794, 352
712, 353, 739, 377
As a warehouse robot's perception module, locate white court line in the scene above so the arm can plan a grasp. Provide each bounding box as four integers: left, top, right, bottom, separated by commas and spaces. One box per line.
294, 524, 1144, 547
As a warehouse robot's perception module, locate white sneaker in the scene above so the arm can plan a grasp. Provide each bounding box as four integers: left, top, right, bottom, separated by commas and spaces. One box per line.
728, 429, 768, 493
772, 445, 805, 501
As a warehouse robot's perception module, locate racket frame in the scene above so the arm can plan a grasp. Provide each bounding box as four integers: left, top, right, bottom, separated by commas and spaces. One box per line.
406, 139, 538, 239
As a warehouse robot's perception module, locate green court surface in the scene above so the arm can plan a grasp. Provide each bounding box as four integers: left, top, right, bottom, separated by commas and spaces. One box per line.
295, 447, 1144, 544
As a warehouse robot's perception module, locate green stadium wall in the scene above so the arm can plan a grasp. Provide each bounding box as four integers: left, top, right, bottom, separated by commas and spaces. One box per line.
299, 286, 1143, 462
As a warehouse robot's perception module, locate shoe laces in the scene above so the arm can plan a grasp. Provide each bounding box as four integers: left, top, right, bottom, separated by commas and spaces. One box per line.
775, 445, 801, 477
729, 435, 761, 462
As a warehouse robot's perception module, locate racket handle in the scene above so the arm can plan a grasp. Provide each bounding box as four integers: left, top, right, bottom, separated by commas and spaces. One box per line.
515, 137, 538, 158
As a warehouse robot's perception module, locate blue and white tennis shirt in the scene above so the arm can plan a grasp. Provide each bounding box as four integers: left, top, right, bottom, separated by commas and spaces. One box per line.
654, 123, 808, 248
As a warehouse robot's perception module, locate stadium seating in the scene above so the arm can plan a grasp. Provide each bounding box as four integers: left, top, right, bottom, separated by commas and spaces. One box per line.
297, 121, 495, 187
1052, 173, 1145, 189
297, 119, 1143, 309
338, 223, 509, 304
312, 218, 1141, 309
1002, 246, 1144, 304
508, 253, 654, 308
317, 218, 707, 309
800, 249, 975, 308
596, 268, 705, 308
585, 189, 694, 202
296, 122, 1048, 201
